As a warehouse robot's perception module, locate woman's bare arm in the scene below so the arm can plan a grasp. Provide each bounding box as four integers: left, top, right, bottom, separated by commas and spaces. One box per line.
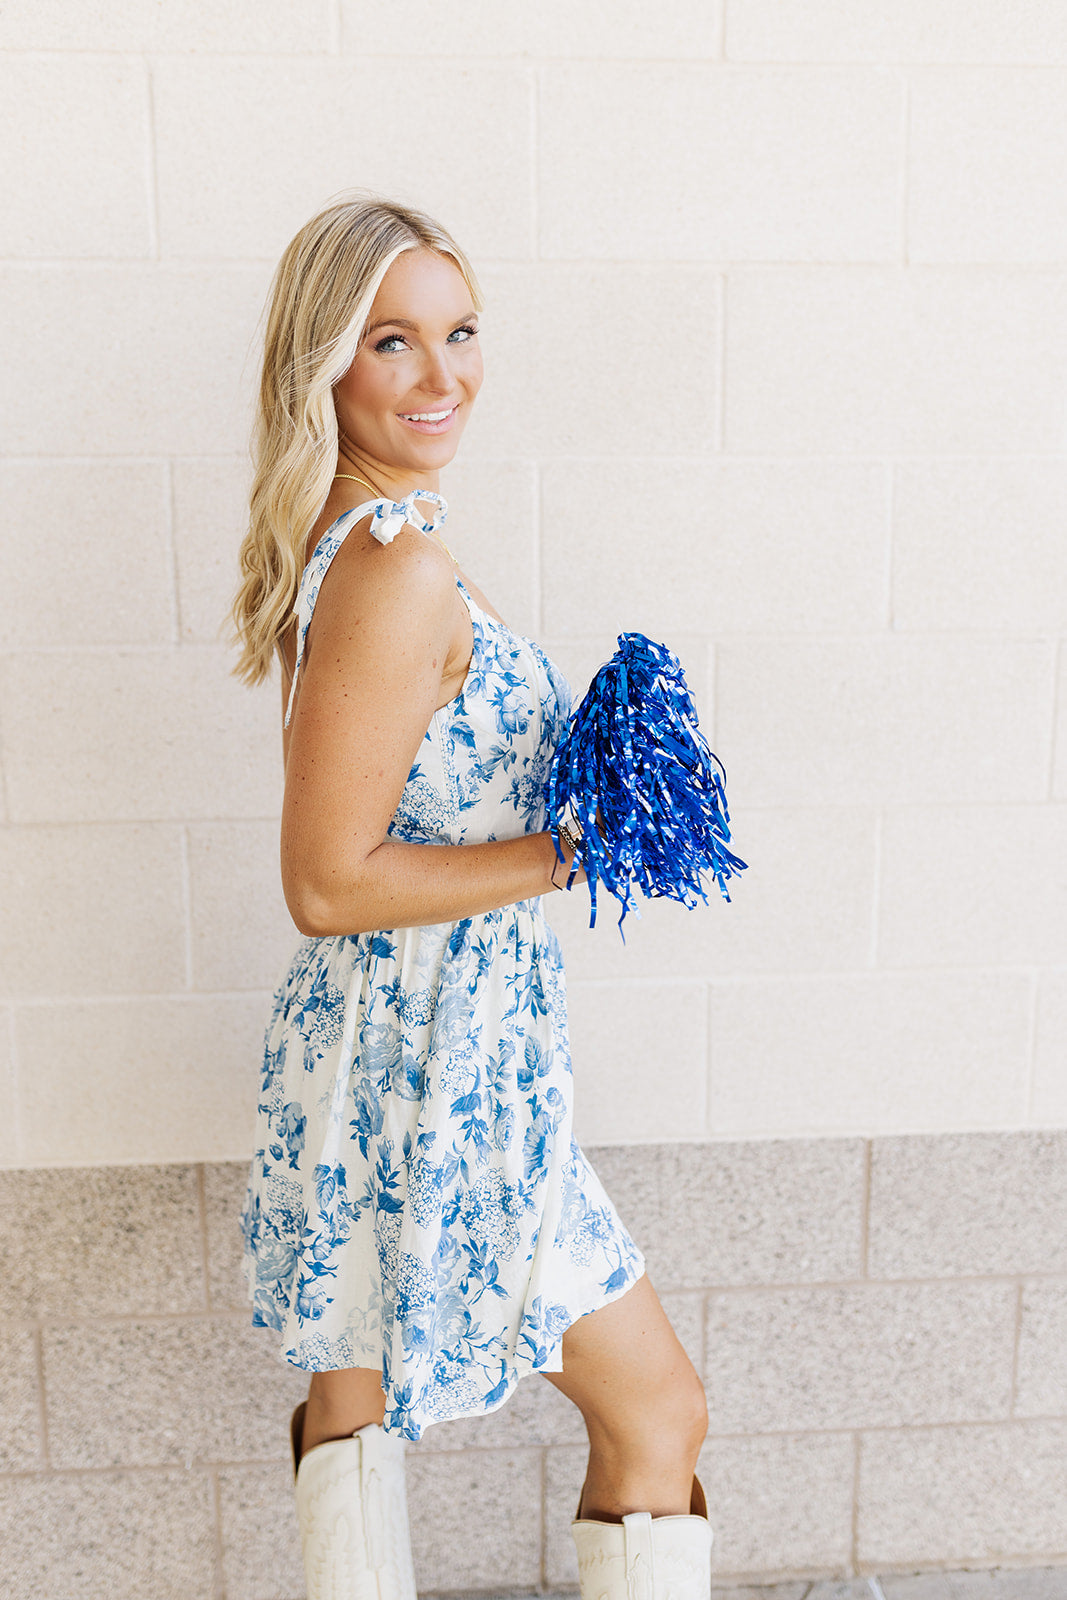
280, 526, 575, 937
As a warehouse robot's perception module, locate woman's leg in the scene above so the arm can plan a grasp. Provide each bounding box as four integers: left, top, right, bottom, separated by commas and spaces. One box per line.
292, 1366, 417, 1600
299, 1366, 388, 1457
544, 1272, 708, 1521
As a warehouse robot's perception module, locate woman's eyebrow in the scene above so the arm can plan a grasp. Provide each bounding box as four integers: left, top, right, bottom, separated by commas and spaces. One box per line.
366, 309, 478, 335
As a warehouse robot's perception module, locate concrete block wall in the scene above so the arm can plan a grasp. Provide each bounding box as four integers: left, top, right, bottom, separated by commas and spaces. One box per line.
2, 3, 1067, 1591
1, 4, 1065, 1161
3, 1134, 1067, 1597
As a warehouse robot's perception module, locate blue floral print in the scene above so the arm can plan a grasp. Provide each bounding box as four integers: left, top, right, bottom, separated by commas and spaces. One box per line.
242, 506, 645, 1441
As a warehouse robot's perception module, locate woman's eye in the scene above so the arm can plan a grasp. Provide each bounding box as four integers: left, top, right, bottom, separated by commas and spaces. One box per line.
374, 325, 478, 354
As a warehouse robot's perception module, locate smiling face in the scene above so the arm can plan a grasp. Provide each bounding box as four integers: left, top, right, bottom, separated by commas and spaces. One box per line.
333, 247, 483, 490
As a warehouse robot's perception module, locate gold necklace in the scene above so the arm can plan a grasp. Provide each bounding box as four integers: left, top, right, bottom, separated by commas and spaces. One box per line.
334, 470, 382, 496
333, 471, 457, 565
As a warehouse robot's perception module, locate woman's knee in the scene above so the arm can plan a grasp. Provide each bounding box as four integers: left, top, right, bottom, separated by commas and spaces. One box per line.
650, 1361, 709, 1453
685, 1367, 710, 1448
547, 1274, 708, 1450
577, 1357, 708, 1467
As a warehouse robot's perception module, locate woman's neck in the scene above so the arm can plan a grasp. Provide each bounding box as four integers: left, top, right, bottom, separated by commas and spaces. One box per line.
335, 447, 440, 503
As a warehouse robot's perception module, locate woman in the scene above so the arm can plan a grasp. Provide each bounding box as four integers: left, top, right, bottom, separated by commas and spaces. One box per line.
233, 192, 712, 1600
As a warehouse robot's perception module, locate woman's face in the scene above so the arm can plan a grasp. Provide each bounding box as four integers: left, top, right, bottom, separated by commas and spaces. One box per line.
334, 248, 483, 479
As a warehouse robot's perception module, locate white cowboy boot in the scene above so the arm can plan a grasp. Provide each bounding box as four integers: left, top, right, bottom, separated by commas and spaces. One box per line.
291, 1402, 418, 1600
571, 1477, 712, 1600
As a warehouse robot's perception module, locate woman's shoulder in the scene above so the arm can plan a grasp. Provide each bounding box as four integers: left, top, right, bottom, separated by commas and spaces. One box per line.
306, 501, 457, 626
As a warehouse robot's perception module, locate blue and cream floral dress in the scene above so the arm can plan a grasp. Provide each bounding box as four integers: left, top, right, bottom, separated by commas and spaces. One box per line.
241, 492, 644, 1441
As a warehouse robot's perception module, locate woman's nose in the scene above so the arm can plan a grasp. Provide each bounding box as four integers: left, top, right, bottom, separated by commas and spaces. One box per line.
418, 345, 456, 395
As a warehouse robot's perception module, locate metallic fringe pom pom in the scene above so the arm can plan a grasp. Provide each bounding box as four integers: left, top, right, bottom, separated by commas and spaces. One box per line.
547, 634, 747, 932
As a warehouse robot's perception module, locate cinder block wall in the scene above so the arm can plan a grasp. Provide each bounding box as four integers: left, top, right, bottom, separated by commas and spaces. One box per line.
1, 1, 1066, 1594
3, 1136, 1067, 1596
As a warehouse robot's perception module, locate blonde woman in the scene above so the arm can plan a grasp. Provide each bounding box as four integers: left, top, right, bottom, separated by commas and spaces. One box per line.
234, 193, 712, 1600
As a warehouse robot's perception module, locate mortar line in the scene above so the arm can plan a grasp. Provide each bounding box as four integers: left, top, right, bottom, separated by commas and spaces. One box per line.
716, 0, 727, 59
208, 1465, 227, 1600
11, 1267, 1052, 1338
5, 448, 1064, 465
2, 452, 249, 464
1022, 968, 1040, 1125
9, 255, 1067, 274
12, 985, 278, 1010
10, 986, 278, 1008
143, 56, 161, 260
533, 459, 544, 638
531, 64, 541, 260
898, 72, 910, 265
0, 814, 282, 832
705, 980, 715, 1138
539, 1445, 549, 1589
0, 665, 13, 826
196, 1162, 213, 1311
860, 1138, 872, 1277
8, 1415, 1067, 1489
7, 619, 1058, 647
570, 960, 1046, 989
0, 641, 232, 657
1009, 1276, 1026, 1420
163, 454, 182, 644
4, 1419, 1065, 1478
10, 46, 1067, 65
179, 823, 195, 990
850, 1429, 862, 1575
6, 1006, 22, 1165
884, 457, 896, 630
9, 1121, 1050, 1163
329, 0, 342, 54
715, 272, 727, 452
668, 1269, 1044, 1295
867, 808, 884, 970
33, 1324, 51, 1469
1047, 637, 1063, 801
15, 1307, 259, 1333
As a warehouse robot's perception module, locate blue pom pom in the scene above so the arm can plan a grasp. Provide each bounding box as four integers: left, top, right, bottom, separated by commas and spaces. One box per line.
547, 634, 747, 933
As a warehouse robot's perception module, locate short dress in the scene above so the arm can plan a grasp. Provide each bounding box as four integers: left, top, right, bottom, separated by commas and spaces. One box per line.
241, 491, 645, 1441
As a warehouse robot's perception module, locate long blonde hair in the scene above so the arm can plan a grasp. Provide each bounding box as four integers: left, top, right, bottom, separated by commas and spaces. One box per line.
232, 192, 483, 685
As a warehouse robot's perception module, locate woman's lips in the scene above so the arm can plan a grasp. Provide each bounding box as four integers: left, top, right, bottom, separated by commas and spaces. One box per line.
397, 405, 459, 435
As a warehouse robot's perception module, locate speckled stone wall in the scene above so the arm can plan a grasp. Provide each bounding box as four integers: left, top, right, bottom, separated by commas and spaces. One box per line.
3, 1132, 1067, 1598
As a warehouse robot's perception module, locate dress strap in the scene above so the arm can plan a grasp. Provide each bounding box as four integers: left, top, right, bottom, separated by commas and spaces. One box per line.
285, 490, 449, 727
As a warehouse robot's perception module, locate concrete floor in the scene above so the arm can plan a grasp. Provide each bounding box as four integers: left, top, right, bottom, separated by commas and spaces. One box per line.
710, 1572, 1067, 1598
457, 1573, 1067, 1600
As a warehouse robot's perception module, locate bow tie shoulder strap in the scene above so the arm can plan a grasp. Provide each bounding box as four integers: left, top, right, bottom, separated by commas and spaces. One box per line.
368, 488, 448, 544
284, 491, 451, 726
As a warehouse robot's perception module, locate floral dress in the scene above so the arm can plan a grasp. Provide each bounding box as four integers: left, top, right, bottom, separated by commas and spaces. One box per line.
241, 491, 645, 1441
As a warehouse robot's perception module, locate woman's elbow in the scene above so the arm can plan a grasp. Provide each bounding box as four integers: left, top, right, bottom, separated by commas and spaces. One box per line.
282, 837, 389, 937
288, 895, 339, 938
284, 876, 364, 938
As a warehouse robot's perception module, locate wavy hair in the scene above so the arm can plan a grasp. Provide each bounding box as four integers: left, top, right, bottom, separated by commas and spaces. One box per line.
232, 192, 482, 685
